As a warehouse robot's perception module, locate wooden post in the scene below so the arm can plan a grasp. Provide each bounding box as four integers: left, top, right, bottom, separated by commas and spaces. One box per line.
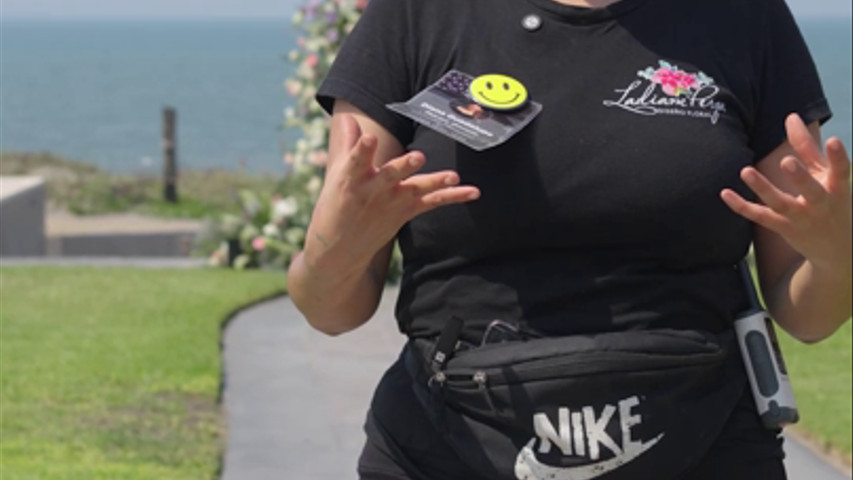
163, 107, 178, 203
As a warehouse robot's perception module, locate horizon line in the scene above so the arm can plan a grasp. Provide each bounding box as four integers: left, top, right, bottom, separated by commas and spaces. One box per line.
1, 14, 295, 21
2, 11, 851, 21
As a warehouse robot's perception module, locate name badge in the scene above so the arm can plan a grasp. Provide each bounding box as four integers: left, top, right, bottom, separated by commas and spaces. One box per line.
387, 70, 542, 151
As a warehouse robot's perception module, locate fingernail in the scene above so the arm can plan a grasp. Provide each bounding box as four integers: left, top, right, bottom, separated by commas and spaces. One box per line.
444, 174, 458, 186
469, 191, 481, 200
408, 155, 419, 166
783, 160, 798, 173
827, 138, 841, 151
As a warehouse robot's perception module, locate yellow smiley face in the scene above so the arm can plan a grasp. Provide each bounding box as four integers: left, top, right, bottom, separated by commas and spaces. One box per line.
469, 74, 528, 111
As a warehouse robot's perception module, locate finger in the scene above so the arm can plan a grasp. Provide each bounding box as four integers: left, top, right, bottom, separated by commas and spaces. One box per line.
347, 132, 378, 176
740, 167, 799, 215
415, 186, 481, 214
398, 170, 462, 196
780, 155, 830, 208
785, 113, 824, 170
332, 113, 362, 154
826, 137, 852, 196
376, 151, 426, 186
720, 189, 791, 234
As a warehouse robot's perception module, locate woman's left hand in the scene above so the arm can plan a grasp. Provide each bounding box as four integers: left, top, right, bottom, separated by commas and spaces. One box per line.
721, 113, 852, 275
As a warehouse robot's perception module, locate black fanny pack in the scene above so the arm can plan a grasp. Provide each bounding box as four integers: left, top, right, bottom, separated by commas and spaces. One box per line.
403, 322, 746, 480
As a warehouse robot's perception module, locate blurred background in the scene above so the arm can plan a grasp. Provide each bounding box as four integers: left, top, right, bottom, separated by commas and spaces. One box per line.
0, 0, 850, 264
0, 0, 850, 479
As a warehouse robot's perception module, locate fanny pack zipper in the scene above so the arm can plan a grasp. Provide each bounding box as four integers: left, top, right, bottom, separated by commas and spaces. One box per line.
440, 349, 725, 389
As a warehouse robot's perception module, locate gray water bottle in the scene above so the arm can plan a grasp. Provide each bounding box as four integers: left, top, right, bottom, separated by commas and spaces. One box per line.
733, 260, 799, 429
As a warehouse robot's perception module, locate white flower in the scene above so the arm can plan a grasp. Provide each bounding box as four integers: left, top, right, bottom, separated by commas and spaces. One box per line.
272, 196, 299, 223
286, 80, 303, 96
297, 63, 316, 81
306, 176, 323, 195
263, 223, 281, 237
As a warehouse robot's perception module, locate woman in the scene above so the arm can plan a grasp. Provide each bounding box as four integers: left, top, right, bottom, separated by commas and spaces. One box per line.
287, 0, 852, 478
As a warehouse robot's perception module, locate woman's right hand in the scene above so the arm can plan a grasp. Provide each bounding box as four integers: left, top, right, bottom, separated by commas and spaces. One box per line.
303, 111, 481, 278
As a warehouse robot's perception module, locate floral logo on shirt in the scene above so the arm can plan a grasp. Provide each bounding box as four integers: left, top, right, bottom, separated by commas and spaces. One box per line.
603, 60, 726, 124
640, 61, 713, 97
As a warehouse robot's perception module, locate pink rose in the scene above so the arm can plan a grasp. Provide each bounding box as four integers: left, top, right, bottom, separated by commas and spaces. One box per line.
305, 54, 318, 68
652, 68, 697, 96
252, 236, 266, 251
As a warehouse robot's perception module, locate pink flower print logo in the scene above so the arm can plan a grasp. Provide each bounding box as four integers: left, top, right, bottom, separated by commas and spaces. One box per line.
652, 69, 696, 96
638, 60, 714, 97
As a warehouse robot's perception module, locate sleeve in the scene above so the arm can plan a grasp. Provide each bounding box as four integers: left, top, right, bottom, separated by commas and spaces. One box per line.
315, 0, 418, 147
748, 0, 832, 160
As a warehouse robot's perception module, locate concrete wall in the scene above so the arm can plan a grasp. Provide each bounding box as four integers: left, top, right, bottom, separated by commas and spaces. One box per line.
46, 231, 198, 257
0, 176, 46, 257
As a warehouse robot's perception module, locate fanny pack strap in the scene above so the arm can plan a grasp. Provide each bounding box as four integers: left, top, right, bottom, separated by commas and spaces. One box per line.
430, 315, 464, 373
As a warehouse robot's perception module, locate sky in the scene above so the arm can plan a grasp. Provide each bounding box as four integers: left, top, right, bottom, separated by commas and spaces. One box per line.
1, 0, 851, 19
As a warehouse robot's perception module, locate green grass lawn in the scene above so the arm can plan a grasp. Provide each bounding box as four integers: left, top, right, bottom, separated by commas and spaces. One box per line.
746, 255, 852, 464
0, 267, 286, 480
778, 321, 853, 464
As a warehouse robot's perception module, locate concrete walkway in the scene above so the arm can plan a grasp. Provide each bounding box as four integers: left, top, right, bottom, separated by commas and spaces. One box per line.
221, 289, 851, 480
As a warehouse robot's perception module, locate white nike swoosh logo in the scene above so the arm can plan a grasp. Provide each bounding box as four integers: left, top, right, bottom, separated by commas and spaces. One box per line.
514, 433, 664, 480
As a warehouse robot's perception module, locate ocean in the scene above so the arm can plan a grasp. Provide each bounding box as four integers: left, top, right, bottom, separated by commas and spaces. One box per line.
1, 19, 298, 174
0, 17, 850, 173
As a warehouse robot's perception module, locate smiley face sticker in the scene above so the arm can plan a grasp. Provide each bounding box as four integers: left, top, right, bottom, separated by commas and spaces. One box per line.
386, 69, 542, 151
469, 73, 529, 111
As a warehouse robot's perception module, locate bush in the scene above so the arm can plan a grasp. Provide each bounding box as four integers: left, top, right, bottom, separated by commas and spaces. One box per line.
204, 0, 402, 282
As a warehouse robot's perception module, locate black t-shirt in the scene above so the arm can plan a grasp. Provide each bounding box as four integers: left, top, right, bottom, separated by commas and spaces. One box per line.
316, 0, 831, 341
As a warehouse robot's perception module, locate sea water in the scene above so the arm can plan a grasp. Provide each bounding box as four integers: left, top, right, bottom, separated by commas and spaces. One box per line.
1, 19, 298, 173
0, 17, 850, 173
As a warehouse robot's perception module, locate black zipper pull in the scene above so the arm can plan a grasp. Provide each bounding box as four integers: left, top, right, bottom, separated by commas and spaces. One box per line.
430, 315, 464, 373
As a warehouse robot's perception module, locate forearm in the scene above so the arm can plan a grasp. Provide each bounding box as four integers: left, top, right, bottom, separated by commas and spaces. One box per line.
765, 257, 852, 343
286, 241, 389, 336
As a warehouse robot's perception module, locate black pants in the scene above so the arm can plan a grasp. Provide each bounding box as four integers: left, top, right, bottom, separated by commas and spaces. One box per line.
357, 349, 787, 480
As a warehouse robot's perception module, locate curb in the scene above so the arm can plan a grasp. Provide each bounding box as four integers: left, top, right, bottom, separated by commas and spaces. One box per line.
787, 426, 853, 477
214, 291, 289, 480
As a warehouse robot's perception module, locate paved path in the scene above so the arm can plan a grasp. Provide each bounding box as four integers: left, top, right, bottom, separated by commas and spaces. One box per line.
221, 289, 851, 480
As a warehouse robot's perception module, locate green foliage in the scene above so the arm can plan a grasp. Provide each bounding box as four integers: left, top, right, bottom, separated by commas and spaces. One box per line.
205, 0, 403, 282
202, 168, 320, 271
778, 322, 853, 463
0, 152, 279, 220
0, 267, 286, 479
283, 0, 363, 166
